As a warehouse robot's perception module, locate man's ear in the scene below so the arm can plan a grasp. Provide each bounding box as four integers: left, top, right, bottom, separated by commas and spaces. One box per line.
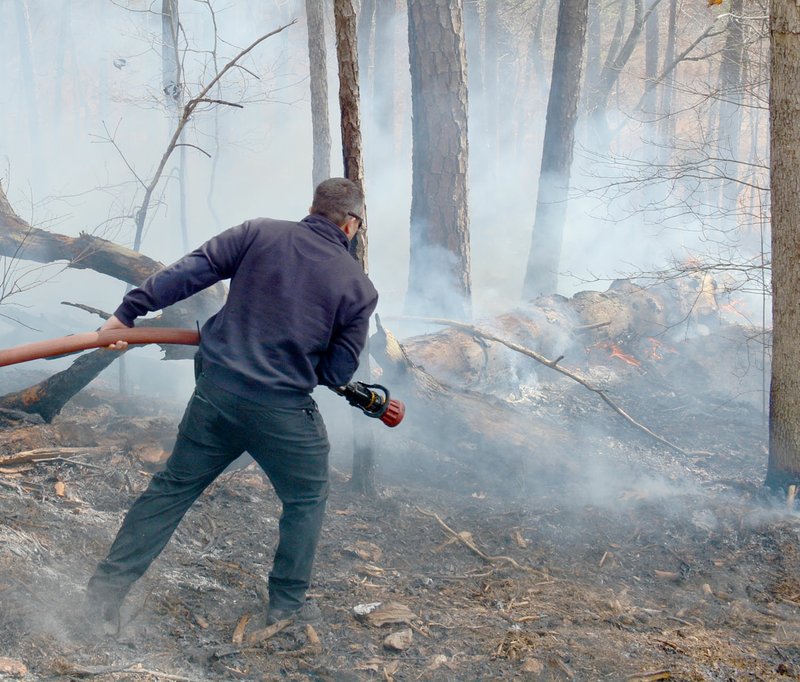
343, 218, 358, 240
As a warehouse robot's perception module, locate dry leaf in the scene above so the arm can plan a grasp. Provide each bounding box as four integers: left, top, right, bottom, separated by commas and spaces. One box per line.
347, 540, 383, 562
0, 657, 27, 678
383, 628, 413, 651
231, 613, 250, 645
358, 601, 416, 627
54, 481, 66, 497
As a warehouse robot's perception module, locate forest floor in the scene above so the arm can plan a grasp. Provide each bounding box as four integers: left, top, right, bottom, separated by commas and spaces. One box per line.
1, 341, 799, 682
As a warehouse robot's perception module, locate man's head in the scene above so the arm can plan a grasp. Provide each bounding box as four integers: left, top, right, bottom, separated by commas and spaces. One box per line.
310, 177, 365, 240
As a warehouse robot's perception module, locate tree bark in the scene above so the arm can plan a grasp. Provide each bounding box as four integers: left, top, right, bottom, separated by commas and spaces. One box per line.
522, 0, 588, 299
767, 0, 800, 491
334, 0, 376, 495
406, 0, 471, 319
306, 0, 332, 187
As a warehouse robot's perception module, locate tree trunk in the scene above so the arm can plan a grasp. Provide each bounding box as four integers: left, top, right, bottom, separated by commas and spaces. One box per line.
583, 0, 601, 121
373, 0, 396, 137
162, 0, 189, 254
334, 0, 376, 495
0, 348, 122, 423
522, 0, 588, 299
587, 0, 662, 147
0, 185, 224, 420
657, 0, 678, 157
406, 0, 471, 319
306, 0, 332, 187
642, 0, 660, 151
483, 0, 499, 180
357, 0, 376, 107
14, 0, 46, 196
766, 0, 800, 491
716, 0, 745, 213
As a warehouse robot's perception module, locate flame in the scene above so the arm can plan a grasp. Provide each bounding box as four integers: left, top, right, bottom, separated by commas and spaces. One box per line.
646, 337, 677, 361
609, 344, 641, 367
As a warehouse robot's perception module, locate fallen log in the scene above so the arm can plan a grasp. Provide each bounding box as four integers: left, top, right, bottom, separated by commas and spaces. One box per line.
0, 184, 225, 421
0, 182, 225, 350
396, 278, 721, 390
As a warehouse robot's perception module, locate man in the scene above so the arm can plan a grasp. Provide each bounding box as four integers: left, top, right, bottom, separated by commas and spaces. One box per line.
86, 178, 378, 631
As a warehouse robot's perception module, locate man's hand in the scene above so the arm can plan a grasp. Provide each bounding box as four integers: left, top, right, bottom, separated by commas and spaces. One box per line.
100, 315, 130, 350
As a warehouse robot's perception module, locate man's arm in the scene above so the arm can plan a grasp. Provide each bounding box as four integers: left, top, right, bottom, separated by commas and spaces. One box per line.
316, 292, 379, 388
114, 222, 251, 327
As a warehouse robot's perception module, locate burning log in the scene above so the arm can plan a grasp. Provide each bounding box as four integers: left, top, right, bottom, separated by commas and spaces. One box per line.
396, 278, 720, 390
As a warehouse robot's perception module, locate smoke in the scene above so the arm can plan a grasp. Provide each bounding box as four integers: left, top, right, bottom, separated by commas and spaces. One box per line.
0, 1, 770, 510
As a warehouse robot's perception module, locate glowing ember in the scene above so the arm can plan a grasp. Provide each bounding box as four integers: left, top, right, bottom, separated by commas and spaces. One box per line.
646, 337, 677, 361
594, 342, 642, 367
609, 344, 641, 367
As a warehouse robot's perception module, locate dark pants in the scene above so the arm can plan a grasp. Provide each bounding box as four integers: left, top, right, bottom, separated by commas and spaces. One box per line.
88, 374, 330, 611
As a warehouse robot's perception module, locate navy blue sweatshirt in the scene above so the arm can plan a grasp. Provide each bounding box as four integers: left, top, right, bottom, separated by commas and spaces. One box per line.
115, 215, 379, 406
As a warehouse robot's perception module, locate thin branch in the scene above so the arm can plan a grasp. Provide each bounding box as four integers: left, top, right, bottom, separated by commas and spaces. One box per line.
132, 20, 297, 251
173, 143, 212, 158
192, 98, 244, 109
60, 301, 112, 319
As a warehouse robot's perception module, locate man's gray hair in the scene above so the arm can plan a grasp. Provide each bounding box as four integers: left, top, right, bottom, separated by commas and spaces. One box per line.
310, 178, 364, 226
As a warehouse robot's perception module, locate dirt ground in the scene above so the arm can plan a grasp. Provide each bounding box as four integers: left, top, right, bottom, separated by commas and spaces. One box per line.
1, 339, 800, 682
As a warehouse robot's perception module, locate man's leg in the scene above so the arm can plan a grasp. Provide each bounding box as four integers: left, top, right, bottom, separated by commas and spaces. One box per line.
246, 403, 330, 613
88, 386, 244, 606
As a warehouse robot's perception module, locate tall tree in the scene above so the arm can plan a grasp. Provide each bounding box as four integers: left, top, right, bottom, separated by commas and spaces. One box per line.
373, 0, 397, 137
406, 0, 471, 319
586, 0, 661, 146
161, 0, 189, 254
305, 0, 331, 187
716, 0, 746, 212
522, 0, 589, 299
642, 0, 660, 142
14, 0, 46, 196
766, 0, 800, 493
657, 0, 678, 150
334, 0, 376, 495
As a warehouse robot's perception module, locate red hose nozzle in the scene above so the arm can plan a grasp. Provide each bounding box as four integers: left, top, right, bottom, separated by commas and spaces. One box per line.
379, 398, 405, 427
332, 381, 405, 427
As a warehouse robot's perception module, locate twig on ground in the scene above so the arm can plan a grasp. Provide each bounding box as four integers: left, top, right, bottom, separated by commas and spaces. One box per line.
0, 447, 113, 467
416, 507, 551, 578
58, 662, 194, 681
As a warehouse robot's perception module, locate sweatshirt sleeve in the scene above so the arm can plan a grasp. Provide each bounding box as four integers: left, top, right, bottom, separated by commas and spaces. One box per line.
315, 287, 379, 388
114, 223, 251, 326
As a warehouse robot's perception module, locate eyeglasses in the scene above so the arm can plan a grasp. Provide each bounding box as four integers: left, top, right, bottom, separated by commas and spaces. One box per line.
347, 211, 363, 229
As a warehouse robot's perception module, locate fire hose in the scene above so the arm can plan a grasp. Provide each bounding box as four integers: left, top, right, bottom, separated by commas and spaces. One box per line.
0, 328, 405, 428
